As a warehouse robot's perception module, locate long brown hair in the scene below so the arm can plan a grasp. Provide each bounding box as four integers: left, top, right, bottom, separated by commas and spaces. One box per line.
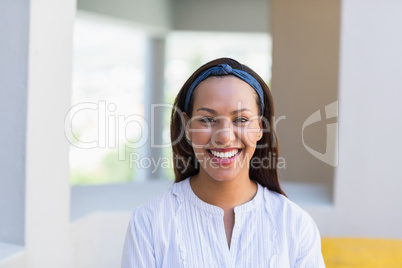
170, 57, 286, 196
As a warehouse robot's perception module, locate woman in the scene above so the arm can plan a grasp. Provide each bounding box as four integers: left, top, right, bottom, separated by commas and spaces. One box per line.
122, 58, 325, 267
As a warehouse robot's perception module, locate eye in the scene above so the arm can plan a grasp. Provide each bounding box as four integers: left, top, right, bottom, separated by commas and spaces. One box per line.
199, 117, 216, 124
234, 117, 249, 123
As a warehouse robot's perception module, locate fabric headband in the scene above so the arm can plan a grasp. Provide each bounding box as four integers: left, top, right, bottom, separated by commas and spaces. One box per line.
183, 64, 265, 113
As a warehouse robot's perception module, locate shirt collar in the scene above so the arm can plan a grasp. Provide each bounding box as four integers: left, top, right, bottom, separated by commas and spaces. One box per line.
173, 177, 264, 215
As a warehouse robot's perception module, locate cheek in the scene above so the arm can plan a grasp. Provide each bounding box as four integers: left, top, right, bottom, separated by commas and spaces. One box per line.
190, 129, 213, 148
240, 125, 261, 146
243, 133, 259, 147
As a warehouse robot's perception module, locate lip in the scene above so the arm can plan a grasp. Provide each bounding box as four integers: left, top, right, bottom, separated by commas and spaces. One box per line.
207, 148, 243, 166
207, 147, 240, 153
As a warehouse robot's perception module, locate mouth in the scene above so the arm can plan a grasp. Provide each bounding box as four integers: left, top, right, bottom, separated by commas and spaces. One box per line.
207, 148, 243, 160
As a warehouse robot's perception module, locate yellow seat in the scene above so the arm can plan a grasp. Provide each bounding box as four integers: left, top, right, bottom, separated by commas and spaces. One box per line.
322, 238, 402, 268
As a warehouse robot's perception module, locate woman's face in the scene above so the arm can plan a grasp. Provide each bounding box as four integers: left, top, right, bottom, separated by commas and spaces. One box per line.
186, 76, 262, 182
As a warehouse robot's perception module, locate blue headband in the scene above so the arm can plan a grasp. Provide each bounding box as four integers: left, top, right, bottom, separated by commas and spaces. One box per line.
183, 64, 265, 113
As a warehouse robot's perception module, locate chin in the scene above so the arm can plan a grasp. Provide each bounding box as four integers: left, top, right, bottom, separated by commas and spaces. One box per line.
196, 151, 249, 182
203, 166, 241, 182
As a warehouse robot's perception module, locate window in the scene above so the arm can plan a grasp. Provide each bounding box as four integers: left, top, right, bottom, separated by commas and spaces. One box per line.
69, 16, 146, 185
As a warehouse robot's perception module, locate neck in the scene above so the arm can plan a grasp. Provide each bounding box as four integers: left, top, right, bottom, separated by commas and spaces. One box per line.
190, 171, 257, 211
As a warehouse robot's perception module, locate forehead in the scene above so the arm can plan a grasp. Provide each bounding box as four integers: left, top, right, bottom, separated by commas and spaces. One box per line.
192, 76, 259, 112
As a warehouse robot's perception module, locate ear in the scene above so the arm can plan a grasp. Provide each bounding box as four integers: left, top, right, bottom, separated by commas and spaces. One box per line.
257, 116, 263, 141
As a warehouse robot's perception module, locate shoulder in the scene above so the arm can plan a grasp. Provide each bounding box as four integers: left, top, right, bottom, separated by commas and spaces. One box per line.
262, 187, 319, 235
262, 187, 325, 266
263, 188, 312, 220
128, 180, 185, 225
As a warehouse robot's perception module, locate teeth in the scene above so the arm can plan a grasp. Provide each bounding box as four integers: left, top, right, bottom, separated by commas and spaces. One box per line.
210, 149, 239, 159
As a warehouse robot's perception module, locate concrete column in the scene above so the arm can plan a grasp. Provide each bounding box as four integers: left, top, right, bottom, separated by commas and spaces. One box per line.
334, 0, 402, 238
271, 0, 340, 189
24, 0, 76, 267
0, 0, 29, 247
137, 36, 166, 180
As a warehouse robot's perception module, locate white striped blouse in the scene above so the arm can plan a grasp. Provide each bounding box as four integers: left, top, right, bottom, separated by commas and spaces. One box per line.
121, 178, 325, 267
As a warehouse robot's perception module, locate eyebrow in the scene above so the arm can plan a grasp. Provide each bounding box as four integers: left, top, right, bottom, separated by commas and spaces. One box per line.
195, 107, 252, 115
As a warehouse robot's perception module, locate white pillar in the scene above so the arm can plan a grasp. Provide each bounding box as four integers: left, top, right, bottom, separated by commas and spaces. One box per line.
335, 0, 402, 238
0, 0, 29, 247
137, 36, 166, 180
25, 0, 76, 267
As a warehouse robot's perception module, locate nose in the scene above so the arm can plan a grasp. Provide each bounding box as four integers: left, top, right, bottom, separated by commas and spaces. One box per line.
211, 119, 236, 147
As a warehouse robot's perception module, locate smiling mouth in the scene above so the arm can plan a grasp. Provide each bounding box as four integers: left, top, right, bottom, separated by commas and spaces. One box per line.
207, 149, 242, 159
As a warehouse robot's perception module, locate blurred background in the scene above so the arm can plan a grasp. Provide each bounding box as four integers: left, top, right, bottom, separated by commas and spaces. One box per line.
1, 0, 402, 267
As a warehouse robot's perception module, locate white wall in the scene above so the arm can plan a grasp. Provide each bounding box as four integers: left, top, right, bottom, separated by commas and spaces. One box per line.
69, 180, 172, 267
70, 212, 131, 268
333, 0, 402, 238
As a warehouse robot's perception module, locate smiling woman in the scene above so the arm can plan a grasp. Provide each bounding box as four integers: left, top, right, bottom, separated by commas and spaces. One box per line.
121, 58, 325, 267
